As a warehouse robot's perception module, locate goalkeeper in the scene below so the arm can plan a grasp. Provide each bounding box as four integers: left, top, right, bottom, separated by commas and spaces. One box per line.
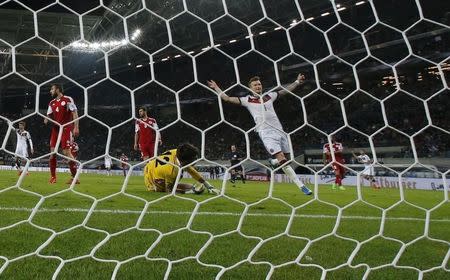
144, 143, 219, 194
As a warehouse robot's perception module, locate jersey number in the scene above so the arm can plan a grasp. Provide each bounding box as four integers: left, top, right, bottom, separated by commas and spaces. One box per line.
55, 107, 59, 112
155, 151, 172, 167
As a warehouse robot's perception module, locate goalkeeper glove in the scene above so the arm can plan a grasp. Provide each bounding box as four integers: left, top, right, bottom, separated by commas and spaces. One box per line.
204, 181, 220, 195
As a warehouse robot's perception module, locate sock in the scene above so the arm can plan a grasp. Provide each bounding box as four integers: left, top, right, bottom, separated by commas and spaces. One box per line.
50, 156, 57, 177
241, 175, 246, 183
282, 165, 305, 188
15, 159, 21, 171
336, 176, 342, 186
69, 161, 77, 177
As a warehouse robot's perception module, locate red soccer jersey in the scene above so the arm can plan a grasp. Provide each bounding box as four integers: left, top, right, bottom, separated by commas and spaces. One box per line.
135, 117, 158, 145
323, 142, 344, 163
47, 95, 77, 125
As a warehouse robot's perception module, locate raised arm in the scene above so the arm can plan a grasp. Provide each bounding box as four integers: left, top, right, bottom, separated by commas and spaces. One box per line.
207, 80, 241, 105
277, 73, 305, 97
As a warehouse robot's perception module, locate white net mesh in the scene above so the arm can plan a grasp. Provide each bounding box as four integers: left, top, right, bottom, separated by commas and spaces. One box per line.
0, 0, 449, 279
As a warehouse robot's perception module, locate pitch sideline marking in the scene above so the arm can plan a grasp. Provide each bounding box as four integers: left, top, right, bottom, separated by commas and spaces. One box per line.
0, 207, 449, 222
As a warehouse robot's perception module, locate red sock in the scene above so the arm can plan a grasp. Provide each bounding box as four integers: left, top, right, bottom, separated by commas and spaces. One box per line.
335, 176, 342, 186
69, 161, 77, 177
50, 157, 57, 177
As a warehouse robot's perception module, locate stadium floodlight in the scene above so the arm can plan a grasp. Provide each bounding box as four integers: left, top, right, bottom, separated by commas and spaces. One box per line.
2, 0, 449, 279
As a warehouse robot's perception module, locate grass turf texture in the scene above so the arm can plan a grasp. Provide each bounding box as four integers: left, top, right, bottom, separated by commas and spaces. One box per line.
0, 170, 449, 279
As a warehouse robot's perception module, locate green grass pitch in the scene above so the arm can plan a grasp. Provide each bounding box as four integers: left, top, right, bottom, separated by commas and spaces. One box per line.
0, 170, 448, 279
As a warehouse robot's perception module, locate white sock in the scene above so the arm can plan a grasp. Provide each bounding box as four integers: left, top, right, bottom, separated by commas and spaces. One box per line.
282, 165, 305, 188
270, 158, 279, 166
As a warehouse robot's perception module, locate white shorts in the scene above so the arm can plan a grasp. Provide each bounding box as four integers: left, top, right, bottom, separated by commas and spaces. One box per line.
258, 129, 290, 156
15, 146, 28, 158
362, 166, 374, 176
105, 163, 111, 169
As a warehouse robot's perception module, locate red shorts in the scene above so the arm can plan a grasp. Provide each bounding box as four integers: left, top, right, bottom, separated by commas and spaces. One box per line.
331, 161, 345, 175
50, 126, 73, 149
139, 143, 155, 159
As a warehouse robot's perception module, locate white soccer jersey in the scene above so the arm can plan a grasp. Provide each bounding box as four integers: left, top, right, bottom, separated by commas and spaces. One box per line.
357, 154, 371, 166
105, 156, 112, 167
239, 92, 283, 132
15, 129, 33, 158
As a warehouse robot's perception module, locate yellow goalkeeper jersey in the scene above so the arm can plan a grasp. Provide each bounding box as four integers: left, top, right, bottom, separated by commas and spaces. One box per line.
144, 149, 203, 192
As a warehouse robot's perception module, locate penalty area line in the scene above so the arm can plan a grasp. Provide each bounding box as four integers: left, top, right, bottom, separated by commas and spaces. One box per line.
0, 207, 449, 223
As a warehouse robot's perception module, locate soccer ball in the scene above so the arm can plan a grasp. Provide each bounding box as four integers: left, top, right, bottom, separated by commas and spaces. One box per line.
191, 183, 205, 194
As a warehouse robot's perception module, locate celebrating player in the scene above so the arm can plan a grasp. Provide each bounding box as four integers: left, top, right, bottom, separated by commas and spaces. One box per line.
134, 107, 161, 161
105, 155, 112, 176
44, 84, 79, 184
119, 153, 129, 177
323, 137, 346, 190
229, 145, 245, 185
352, 150, 381, 189
144, 143, 219, 194
208, 75, 312, 195
13, 121, 34, 175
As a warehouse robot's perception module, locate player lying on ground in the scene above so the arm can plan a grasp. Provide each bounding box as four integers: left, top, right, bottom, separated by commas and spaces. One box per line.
13, 121, 34, 175
208, 75, 312, 195
144, 143, 219, 194
352, 150, 381, 189
323, 136, 346, 190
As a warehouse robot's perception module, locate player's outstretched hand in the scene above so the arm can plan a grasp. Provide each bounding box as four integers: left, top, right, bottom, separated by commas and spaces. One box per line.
207, 80, 219, 90
204, 181, 220, 195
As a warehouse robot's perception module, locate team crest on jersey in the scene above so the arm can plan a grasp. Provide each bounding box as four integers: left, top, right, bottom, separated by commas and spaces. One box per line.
61, 101, 66, 106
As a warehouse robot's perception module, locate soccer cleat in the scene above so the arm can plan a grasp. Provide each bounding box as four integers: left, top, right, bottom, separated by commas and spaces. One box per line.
49, 176, 57, 184
331, 183, 337, 190
339, 186, 346, 190
301, 185, 313, 195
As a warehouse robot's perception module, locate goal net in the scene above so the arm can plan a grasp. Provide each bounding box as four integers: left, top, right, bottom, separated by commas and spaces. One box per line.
0, 0, 449, 279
